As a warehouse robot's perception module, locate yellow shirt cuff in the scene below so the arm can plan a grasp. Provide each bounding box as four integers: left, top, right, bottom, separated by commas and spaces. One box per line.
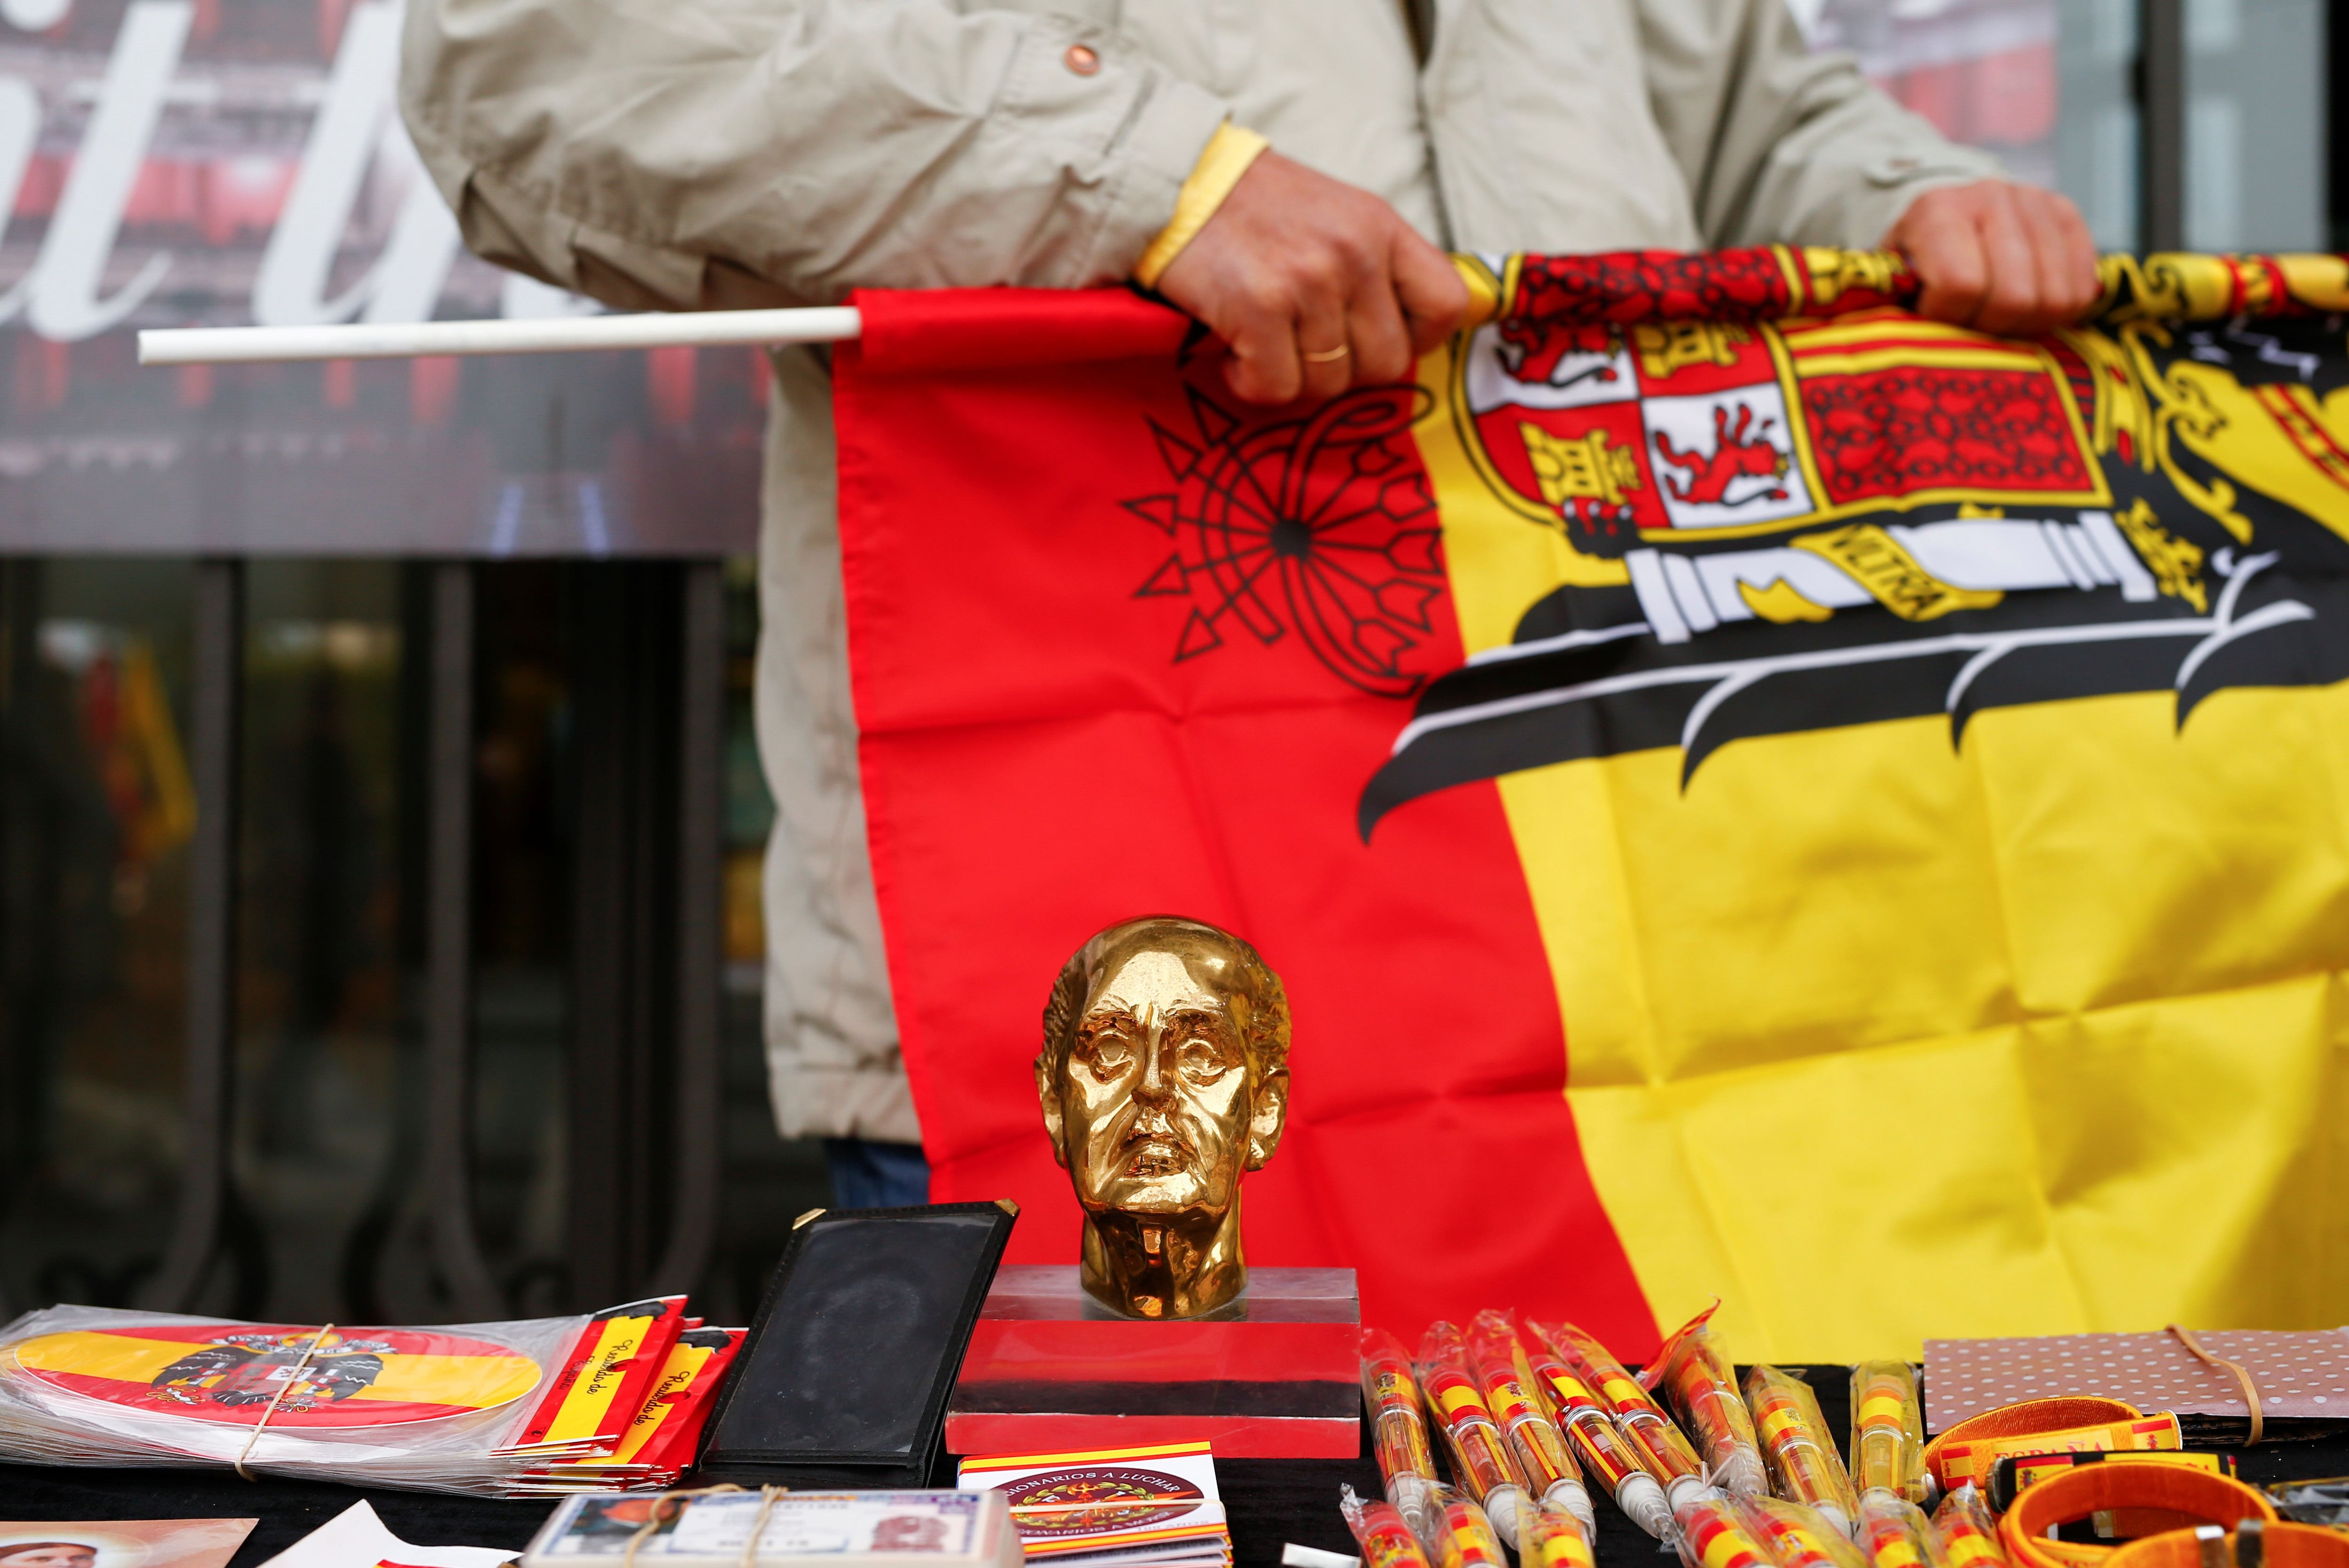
1133, 122, 1271, 290
1453, 255, 1505, 329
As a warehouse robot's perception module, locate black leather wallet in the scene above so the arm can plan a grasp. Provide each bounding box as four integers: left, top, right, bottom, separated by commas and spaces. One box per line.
692, 1200, 1018, 1487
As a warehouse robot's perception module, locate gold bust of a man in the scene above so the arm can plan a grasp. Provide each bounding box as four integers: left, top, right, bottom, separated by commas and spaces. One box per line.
1034, 916, 1291, 1320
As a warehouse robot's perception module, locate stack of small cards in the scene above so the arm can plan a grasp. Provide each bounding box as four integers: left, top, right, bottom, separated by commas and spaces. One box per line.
523, 1490, 1022, 1568
957, 1442, 1231, 1568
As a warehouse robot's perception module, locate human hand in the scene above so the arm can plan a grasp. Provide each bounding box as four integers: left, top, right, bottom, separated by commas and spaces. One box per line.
1155, 150, 1469, 404
1884, 180, 2102, 336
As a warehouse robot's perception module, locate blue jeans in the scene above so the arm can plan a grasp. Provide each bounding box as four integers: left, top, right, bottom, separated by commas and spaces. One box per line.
823, 1138, 931, 1210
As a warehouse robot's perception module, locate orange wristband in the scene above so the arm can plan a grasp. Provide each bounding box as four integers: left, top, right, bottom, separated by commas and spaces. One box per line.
2107, 1524, 2349, 1568
1997, 1463, 2277, 1568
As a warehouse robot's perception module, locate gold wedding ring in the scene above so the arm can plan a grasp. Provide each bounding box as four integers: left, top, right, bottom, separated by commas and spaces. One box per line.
1302, 343, 1350, 363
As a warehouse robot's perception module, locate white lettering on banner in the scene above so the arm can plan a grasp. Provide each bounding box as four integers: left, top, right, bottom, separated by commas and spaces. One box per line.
0, 77, 36, 323
254, 0, 460, 328
26, 1, 192, 341
5, 0, 588, 342
2, 0, 73, 31
362, 129, 462, 323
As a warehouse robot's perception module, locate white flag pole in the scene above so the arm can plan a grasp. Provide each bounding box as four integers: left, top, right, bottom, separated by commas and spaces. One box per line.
136, 305, 864, 366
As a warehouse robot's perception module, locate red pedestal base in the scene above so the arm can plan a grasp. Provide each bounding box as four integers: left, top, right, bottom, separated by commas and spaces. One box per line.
945, 1265, 1361, 1459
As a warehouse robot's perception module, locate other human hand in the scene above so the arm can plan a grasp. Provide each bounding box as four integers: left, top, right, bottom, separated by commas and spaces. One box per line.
1155, 150, 1470, 405
1884, 180, 2102, 337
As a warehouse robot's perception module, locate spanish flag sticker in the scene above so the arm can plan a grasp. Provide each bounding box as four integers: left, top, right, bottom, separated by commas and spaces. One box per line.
588, 1325, 743, 1471
642, 1327, 744, 1475
510, 1296, 687, 1453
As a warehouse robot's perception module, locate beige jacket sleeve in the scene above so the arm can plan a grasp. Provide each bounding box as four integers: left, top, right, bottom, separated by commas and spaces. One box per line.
1638, 0, 2003, 251
398, 0, 1233, 313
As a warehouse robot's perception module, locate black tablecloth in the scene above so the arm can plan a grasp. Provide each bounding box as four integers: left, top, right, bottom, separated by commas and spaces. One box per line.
6, 1369, 2346, 1568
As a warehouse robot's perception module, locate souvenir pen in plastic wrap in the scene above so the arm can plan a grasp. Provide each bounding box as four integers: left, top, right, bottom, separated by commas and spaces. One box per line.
1679, 1490, 1779, 1568
1417, 1321, 1532, 1549
1465, 1311, 1598, 1535
1744, 1365, 1861, 1536
1343, 1483, 1436, 1568
1520, 1495, 1598, 1568
1531, 1318, 1709, 1513
1734, 1495, 1870, 1568
1657, 1319, 1768, 1497
1850, 1361, 1930, 1505
1423, 1483, 1512, 1568
1514, 1311, 1675, 1539
1927, 1486, 2006, 1568
1361, 1326, 1440, 1539
1857, 1490, 1950, 1568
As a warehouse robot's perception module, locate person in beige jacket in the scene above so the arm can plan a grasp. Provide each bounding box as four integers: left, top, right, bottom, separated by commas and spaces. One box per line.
401, 0, 2099, 1204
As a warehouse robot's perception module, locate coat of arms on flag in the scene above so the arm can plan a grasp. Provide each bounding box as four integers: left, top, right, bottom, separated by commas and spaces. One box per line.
1370, 251, 2349, 823
831, 248, 2349, 1359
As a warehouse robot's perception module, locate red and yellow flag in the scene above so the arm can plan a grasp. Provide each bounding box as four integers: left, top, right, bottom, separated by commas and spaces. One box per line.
832, 249, 2349, 1359
9, 1323, 540, 1426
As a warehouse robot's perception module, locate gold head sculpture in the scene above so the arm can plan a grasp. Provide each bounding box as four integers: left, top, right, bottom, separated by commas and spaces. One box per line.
1034, 915, 1291, 1320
